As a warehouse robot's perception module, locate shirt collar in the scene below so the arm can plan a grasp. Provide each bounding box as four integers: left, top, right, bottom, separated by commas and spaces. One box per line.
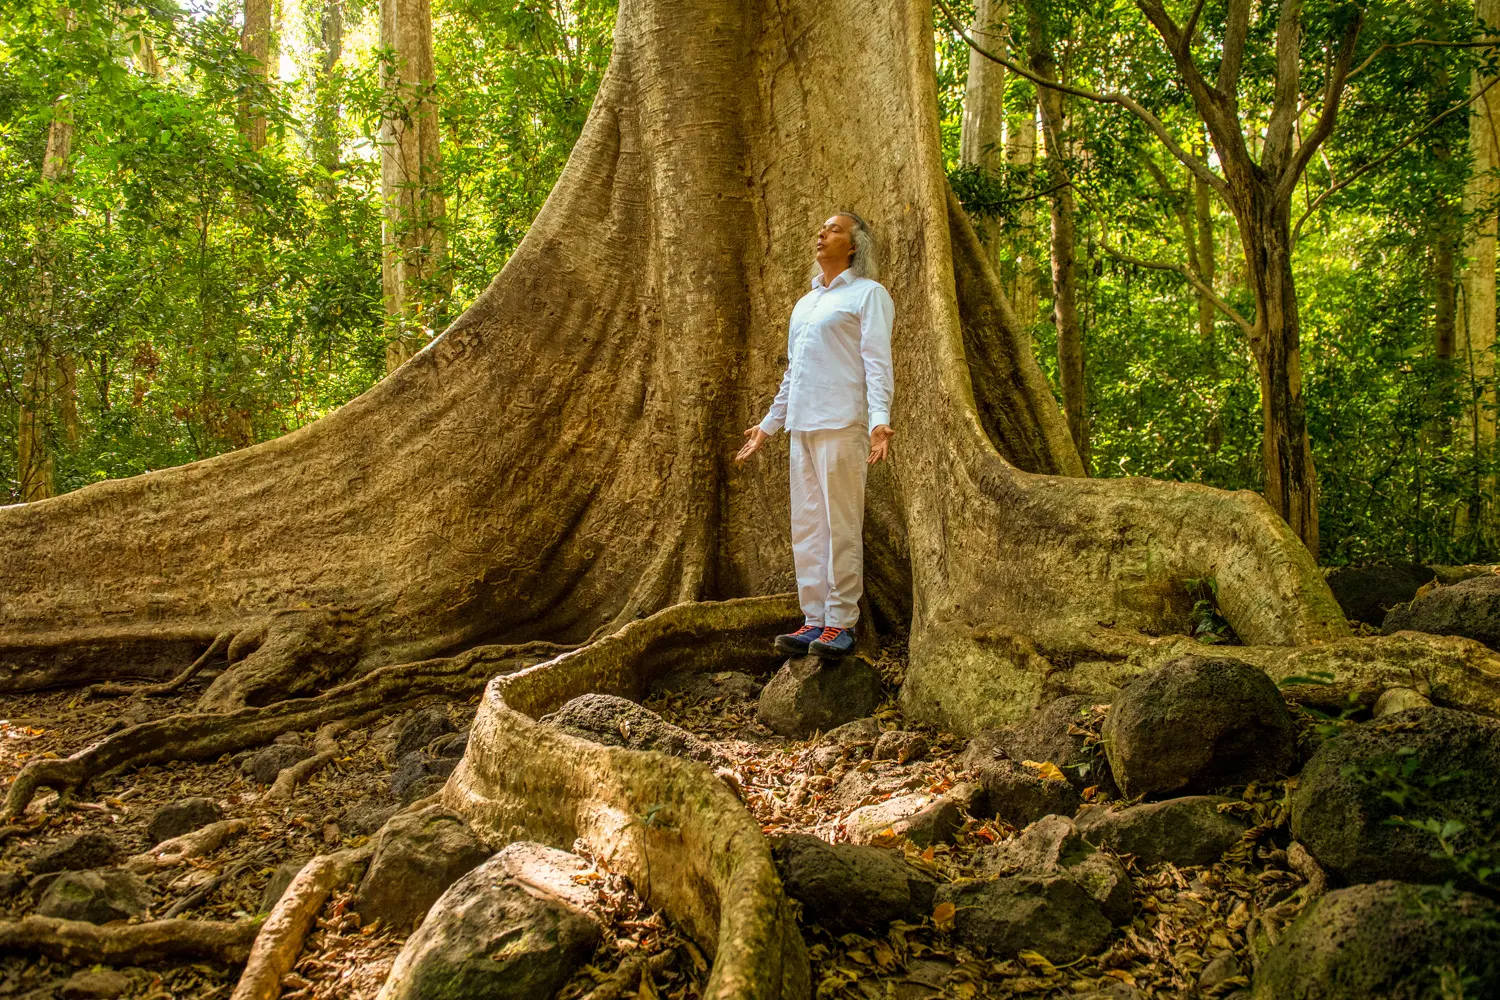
812, 267, 855, 290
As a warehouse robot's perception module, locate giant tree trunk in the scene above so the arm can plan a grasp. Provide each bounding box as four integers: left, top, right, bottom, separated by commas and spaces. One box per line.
0, 0, 1344, 721
380, 0, 446, 372
1026, 0, 1087, 465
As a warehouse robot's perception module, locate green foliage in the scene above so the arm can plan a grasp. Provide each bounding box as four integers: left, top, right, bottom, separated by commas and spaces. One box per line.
0, 0, 615, 499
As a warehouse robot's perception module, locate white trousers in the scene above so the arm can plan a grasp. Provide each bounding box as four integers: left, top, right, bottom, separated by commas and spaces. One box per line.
789, 424, 868, 629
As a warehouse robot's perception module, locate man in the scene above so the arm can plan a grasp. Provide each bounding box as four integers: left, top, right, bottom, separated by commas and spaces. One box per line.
735, 212, 895, 658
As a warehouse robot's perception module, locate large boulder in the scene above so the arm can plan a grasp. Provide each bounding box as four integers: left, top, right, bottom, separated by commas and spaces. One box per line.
540, 693, 716, 761
1325, 563, 1433, 627
376, 848, 601, 1000
1103, 655, 1298, 798
935, 875, 1112, 963
1252, 881, 1500, 999
1075, 796, 1250, 868
355, 805, 492, 931
1291, 706, 1500, 887
389, 750, 459, 804
36, 870, 150, 924
148, 797, 224, 845
756, 657, 884, 739
771, 834, 934, 931
26, 832, 121, 875
1382, 573, 1500, 649
976, 815, 1132, 925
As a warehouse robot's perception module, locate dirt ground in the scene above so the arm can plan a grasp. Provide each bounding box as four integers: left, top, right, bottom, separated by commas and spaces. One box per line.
0, 637, 1309, 998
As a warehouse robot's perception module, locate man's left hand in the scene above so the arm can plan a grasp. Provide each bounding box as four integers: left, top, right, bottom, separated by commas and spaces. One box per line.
868, 424, 895, 464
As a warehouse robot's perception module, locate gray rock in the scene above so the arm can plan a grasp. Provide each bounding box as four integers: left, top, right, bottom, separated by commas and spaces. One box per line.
343, 800, 400, 836
843, 793, 961, 847
1103, 655, 1297, 798
963, 696, 1104, 791
36, 870, 150, 924
935, 875, 1113, 963
1251, 881, 1500, 999
26, 832, 121, 875
652, 669, 763, 703
58, 970, 132, 1000
960, 755, 1081, 828
242, 743, 316, 785
490, 842, 599, 913
259, 857, 311, 913
378, 851, 600, 1000
1199, 950, 1243, 990
355, 805, 491, 931
541, 693, 716, 761
0, 869, 23, 899
428, 731, 469, 759
873, 730, 928, 763
976, 815, 1132, 925
1325, 563, 1433, 627
390, 751, 458, 804
1075, 796, 1250, 868
1382, 573, 1500, 648
393, 707, 458, 761
807, 718, 882, 771
756, 657, 884, 739
771, 834, 934, 931
1291, 706, 1500, 887
147, 797, 223, 845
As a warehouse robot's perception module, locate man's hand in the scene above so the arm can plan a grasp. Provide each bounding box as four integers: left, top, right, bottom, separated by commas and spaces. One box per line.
868, 424, 895, 464
736, 426, 770, 463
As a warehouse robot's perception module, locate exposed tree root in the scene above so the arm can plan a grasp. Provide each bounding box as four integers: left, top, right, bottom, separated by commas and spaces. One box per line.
88, 631, 233, 699
163, 847, 275, 919
267, 715, 371, 803
582, 947, 679, 1000
446, 595, 808, 1000
125, 819, 249, 873
0, 915, 260, 964
3, 640, 565, 819
230, 846, 372, 1000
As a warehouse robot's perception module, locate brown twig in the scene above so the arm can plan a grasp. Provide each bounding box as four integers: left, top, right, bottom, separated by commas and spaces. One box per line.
89, 631, 233, 699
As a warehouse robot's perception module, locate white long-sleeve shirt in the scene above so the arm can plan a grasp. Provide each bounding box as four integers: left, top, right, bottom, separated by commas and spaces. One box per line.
758, 269, 895, 435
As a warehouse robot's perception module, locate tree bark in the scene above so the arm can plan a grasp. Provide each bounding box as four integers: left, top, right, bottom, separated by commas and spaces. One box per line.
959, 0, 1007, 174
1461, 0, 1500, 522
314, 0, 343, 183
0, 0, 1345, 733
1194, 164, 1216, 345
1026, 0, 1087, 466
240, 0, 271, 151
380, 0, 447, 372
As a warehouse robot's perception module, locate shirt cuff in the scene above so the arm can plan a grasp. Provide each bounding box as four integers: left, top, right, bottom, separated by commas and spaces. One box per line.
868, 411, 891, 434
759, 415, 784, 436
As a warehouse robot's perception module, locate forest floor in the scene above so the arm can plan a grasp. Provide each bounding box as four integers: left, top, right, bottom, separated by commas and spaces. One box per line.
0, 636, 1306, 999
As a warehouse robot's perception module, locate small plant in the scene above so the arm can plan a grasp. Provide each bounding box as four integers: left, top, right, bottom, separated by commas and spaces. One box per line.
1183, 576, 1238, 644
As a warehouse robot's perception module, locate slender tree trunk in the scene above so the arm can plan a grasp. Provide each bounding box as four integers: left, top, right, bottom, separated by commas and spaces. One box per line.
1461, 0, 1500, 527
1194, 167, 1216, 345
1236, 188, 1318, 555
240, 0, 271, 150
380, 0, 447, 372
1006, 102, 1040, 329
960, 0, 1007, 173
314, 0, 344, 182
1026, 0, 1087, 466
19, 84, 74, 502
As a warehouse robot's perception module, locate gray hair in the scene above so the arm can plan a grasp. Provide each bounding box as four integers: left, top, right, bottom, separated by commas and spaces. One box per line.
810, 211, 879, 283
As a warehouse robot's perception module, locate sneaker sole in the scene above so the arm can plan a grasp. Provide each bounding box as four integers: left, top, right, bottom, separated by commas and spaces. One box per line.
775, 636, 815, 656
807, 642, 850, 658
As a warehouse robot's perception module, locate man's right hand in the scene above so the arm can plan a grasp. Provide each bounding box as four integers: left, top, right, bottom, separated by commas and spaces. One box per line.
736, 426, 769, 463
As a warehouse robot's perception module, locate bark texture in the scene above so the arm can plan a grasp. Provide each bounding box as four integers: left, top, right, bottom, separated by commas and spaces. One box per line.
1462, 0, 1500, 508
380, 0, 447, 371
0, 0, 1347, 733
239, 0, 271, 150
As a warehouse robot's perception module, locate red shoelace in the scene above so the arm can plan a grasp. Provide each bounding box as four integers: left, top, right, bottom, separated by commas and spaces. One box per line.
817, 627, 843, 643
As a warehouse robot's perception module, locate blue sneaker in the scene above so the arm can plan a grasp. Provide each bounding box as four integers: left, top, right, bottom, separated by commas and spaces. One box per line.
775, 624, 822, 656
808, 626, 855, 658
